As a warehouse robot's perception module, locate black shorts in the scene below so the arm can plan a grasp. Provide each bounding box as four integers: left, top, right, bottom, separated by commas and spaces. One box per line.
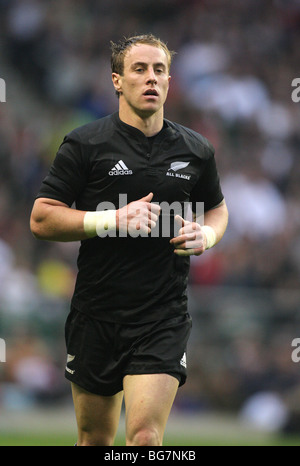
64, 307, 192, 396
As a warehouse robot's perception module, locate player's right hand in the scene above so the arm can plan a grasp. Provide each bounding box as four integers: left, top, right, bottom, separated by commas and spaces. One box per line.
116, 192, 161, 237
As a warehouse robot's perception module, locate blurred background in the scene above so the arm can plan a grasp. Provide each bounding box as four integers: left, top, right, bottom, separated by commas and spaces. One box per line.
1, 0, 300, 445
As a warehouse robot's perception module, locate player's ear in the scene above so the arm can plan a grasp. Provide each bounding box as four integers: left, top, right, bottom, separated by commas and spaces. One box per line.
112, 73, 122, 95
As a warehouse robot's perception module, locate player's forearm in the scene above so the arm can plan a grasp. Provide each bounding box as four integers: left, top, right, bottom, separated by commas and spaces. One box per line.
31, 193, 159, 243
197, 200, 229, 245
30, 199, 87, 242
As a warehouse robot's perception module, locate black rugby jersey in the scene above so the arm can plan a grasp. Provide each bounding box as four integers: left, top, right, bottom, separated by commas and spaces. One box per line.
37, 112, 224, 323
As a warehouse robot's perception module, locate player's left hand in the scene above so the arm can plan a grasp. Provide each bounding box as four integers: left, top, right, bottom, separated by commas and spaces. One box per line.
170, 215, 206, 256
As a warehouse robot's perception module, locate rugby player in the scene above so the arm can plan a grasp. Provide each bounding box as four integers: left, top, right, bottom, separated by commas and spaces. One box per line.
30, 34, 228, 446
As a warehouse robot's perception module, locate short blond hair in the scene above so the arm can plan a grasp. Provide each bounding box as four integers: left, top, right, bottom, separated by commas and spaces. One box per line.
110, 33, 175, 76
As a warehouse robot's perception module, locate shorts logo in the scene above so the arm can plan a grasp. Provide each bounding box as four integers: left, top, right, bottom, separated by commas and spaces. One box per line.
109, 160, 133, 176
180, 352, 187, 368
66, 354, 75, 375
166, 161, 191, 180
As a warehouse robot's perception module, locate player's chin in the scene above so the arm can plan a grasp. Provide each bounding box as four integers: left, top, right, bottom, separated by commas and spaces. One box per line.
139, 100, 162, 114
141, 104, 160, 114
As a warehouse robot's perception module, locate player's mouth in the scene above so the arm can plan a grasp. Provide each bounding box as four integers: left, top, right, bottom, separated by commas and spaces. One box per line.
143, 89, 159, 98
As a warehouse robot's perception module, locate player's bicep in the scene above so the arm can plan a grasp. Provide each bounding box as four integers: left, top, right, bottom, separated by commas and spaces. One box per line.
33, 197, 69, 211
31, 197, 69, 224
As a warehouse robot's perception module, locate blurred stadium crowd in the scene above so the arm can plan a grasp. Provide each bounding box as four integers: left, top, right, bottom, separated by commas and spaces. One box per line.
1, 0, 300, 433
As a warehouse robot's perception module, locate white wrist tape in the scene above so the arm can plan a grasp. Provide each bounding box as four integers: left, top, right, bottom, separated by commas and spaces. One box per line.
201, 225, 217, 249
84, 210, 116, 238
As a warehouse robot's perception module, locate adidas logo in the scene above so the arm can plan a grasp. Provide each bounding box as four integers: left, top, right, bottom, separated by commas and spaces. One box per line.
109, 160, 133, 176
66, 354, 75, 375
180, 352, 187, 368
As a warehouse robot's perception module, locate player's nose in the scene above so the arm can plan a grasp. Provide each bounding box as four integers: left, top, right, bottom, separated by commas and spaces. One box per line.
146, 67, 157, 84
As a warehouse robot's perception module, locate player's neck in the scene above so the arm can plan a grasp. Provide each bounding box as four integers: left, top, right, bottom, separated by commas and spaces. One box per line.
118, 106, 164, 137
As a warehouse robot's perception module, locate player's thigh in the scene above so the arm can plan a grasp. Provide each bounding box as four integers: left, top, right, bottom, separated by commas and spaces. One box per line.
123, 373, 179, 445
71, 382, 123, 445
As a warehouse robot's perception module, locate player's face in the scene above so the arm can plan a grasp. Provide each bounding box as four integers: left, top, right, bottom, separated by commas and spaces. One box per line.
113, 44, 171, 118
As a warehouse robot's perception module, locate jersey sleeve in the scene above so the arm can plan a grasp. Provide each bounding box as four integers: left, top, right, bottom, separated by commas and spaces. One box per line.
190, 154, 224, 214
36, 135, 88, 207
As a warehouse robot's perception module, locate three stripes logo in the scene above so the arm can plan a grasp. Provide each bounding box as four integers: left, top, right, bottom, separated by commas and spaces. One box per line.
109, 160, 133, 176
180, 352, 187, 368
